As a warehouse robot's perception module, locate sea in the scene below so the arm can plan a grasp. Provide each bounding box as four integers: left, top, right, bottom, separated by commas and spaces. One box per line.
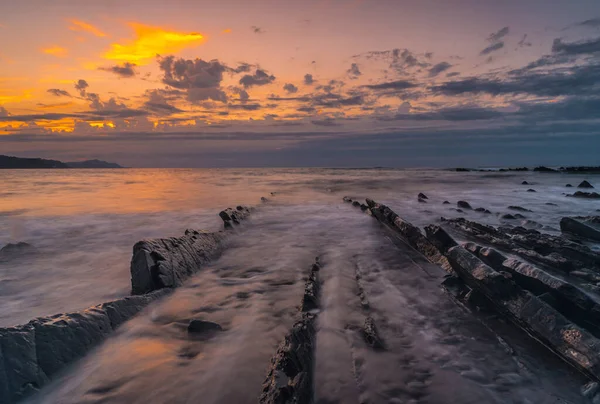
1, 168, 599, 403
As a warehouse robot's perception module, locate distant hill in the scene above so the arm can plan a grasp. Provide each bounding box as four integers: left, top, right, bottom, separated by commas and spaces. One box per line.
0, 155, 122, 169
66, 159, 123, 168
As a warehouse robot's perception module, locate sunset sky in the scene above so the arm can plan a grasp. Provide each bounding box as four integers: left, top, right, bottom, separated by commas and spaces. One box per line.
1, 0, 600, 167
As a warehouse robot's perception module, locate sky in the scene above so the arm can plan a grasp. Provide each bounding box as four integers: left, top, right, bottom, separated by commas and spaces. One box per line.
1, 0, 600, 167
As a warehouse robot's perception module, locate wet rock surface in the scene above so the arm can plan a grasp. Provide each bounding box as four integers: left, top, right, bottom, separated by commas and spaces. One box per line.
0, 242, 37, 261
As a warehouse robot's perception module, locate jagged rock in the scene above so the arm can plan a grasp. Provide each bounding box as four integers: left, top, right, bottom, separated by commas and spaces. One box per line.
360, 204, 368, 211
566, 184, 573, 187
457, 201, 472, 209
508, 206, 532, 212
456, 209, 464, 213
0, 290, 169, 403
445, 245, 600, 381
567, 191, 600, 199
301, 263, 321, 312
443, 201, 450, 205
261, 197, 269, 203
579, 180, 595, 189
362, 317, 385, 350
418, 193, 428, 200
0, 242, 37, 261
424, 225, 458, 254
474, 207, 491, 214
561, 217, 600, 242
188, 319, 223, 334
527, 189, 536, 193
533, 166, 557, 172
366, 199, 450, 271
522, 181, 529, 185
352, 201, 361, 207
130, 230, 227, 295
261, 260, 320, 404
418, 198, 427, 203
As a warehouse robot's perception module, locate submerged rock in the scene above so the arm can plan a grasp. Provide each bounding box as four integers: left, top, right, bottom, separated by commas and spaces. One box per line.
187, 319, 223, 334
457, 201, 472, 209
443, 201, 450, 205
560, 217, 600, 242
0, 242, 37, 260
521, 181, 529, 185
578, 180, 594, 189
527, 189, 536, 192
474, 207, 491, 214
567, 191, 600, 199
418, 192, 429, 200
566, 184, 573, 187
508, 206, 532, 212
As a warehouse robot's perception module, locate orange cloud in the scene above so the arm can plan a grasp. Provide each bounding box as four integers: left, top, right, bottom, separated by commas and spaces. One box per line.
104, 23, 203, 65
222, 28, 232, 34
42, 46, 68, 57
69, 19, 107, 37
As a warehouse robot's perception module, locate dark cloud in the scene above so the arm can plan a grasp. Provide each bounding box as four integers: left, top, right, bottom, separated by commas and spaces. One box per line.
0, 112, 81, 122
517, 34, 532, 48
347, 63, 362, 79
74, 79, 89, 96
239, 69, 276, 88
551, 36, 600, 56
231, 87, 250, 102
487, 26, 510, 43
283, 83, 298, 93
377, 105, 504, 122
100, 62, 137, 78
363, 80, 417, 91
158, 56, 228, 103
47, 89, 72, 97
316, 79, 345, 94
144, 89, 184, 115
428, 62, 452, 77
577, 18, 600, 28
311, 118, 340, 126
232, 62, 253, 73
251, 26, 264, 34
432, 62, 600, 97
228, 103, 262, 111
314, 95, 364, 108
480, 42, 504, 56
89, 109, 149, 118
354, 48, 430, 73
304, 74, 314, 85
297, 106, 316, 113
446, 72, 460, 77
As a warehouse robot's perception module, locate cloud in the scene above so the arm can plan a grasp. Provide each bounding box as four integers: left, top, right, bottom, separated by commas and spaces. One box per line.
104, 23, 203, 65
231, 87, 250, 102
74, 79, 89, 96
222, 28, 232, 34
68, 19, 107, 37
304, 73, 314, 85
144, 89, 184, 115
428, 62, 452, 77
47, 89, 72, 97
228, 103, 262, 111
518, 34, 532, 48
233, 62, 253, 73
283, 83, 298, 93
480, 42, 504, 56
551, 36, 600, 56
577, 18, 600, 28
0, 106, 9, 117
313, 95, 364, 108
239, 69, 276, 88
363, 80, 416, 90
99, 62, 138, 78
312, 117, 340, 126
158, 56, 228, 103
251, 26, 264, 34
487, 26, 510, 43
42, 46, 68, 57
347, 63, 362, 79
377, 105, 504, 122
297, 106, 316, 113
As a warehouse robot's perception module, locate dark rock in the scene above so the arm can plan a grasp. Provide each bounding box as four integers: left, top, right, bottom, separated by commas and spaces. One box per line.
508, 206, 532, 212
514, 213, 526, 219
521, 181, 529, 185
456, 209, 464, 213
418, 192, 428, 200
362, 317, 385, 350
446, 245, 600, 380
0, 242, 37, 260
545, 203, 558, 206
560, 217, 600, 242
457, 201, 472, 209
474, 207, 491, 214
261, 197, 269, 203
533, 166, 557, 172
0, 290, 169, 403
443, 201, 450, 205
130, 230, 227, 295
566, 184, 573, 187
424, 224, 458, 254
527, 189, 536, 193
360, 204, 368, 211
352, 200, 361, 207
342, 196, 353, 203
578, 180, 594, 189
218, 210, 231, 222
187, 319, 223, 334
567, 191, 600, 199
418, 198, 427, 203
455, 168, 471, 172
501, 214, 516, 220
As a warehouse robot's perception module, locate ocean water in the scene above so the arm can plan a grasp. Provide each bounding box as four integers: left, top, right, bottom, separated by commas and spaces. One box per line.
2, 168, 600, 403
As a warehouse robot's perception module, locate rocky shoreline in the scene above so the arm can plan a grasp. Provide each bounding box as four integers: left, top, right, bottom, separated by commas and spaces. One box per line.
345, 195, 600, 390
0, 202, 258, 403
